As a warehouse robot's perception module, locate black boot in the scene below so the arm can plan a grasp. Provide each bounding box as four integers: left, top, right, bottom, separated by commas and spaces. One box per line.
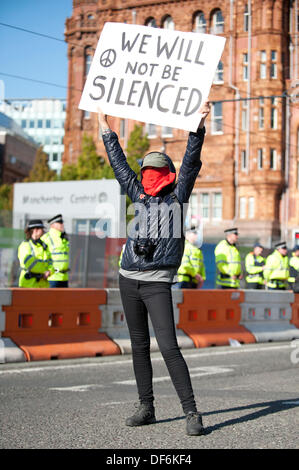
125, 403, 156, 427
186, 411, 205, 436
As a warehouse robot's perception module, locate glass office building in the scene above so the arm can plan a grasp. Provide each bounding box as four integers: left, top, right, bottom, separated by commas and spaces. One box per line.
0, 99, 66, 174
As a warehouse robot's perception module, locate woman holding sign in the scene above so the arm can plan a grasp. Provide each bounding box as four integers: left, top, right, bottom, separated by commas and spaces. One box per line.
98, 101, 210, 436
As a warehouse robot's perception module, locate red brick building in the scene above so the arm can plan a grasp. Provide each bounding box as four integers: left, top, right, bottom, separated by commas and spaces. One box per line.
64, 0, 299, 247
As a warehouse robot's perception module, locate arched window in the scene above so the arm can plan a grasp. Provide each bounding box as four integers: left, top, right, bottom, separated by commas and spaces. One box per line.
211, 9, 224, 34
193, 12, 206, 33
145, 17, 157, 28
84, 46, 93, 77
163, 15, 175, 30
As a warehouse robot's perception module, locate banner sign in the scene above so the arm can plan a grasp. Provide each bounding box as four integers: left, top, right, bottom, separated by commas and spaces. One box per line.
79, 22, 226, 132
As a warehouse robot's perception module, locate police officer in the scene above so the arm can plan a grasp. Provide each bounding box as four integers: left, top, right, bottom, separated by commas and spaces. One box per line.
42, 214, 69, 287
264, 241, 289, 290
215, 227, 242, 289
245, 242, 266, 289
288, 244, 299, 292
18, 219, 53, 288
176, 227, 206, 288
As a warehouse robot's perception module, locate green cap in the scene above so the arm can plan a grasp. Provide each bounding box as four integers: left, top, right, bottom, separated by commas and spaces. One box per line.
141, 152, 168, 169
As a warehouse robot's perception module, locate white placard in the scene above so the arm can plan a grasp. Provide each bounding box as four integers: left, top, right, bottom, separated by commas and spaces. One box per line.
79, 22, 226, 132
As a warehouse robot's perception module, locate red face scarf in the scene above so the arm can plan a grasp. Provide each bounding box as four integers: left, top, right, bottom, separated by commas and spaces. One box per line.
141, 167, 176, 196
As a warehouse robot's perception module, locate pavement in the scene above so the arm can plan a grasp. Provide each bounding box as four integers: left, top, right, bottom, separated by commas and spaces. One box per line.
0, 341, 298, 455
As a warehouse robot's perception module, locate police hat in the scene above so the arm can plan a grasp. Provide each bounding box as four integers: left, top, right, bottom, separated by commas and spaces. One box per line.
254, 242, 263, 248
48, 214, 63, 224
224, 227, 238, 235
274, 241, 287, 250
27, 219, 45, 229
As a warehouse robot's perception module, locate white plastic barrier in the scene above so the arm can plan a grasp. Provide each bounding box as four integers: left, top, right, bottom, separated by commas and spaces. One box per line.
240, 290, 299, 342
0, 289, 26, 363
99, 288, 194, 354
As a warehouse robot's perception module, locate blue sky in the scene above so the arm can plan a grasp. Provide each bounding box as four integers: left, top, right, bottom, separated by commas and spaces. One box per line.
0, 0, 73, 99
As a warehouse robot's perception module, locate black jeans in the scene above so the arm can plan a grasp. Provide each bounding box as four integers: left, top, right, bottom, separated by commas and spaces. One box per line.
119, 274, 197, 414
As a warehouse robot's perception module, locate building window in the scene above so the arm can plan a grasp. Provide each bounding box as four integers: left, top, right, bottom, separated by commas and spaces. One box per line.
243, 53, 248, 81
270, 97, 278, 129
163, 16, 174, 30
241, 150, 247, 171
145, 17, 157, 27
162, 126, 173, 137
120, 119, 125, 139
52, 137, 60, 145
52, 153, 58, 162
21, 119, 27, 128
193, 12, 206, 33
211, 9, 224, 34
270, 148, 277, 170
270, 50, 277, 78
213, 61, 224, 83
242, 100, 248, 131
46, 119, 51, 129
211, 102, 223, 134
200, 193, 210, 219
212, 193, 222, 219
146, 123, 156, 138
83, 110, 90, 119
29, 120, 35, 129
260, 50, 267, 79
244, 4, 249, 32
53, 119, 61, 128
258, 98, 264, 129
189, 193, 199, 226
85, 46, 93, 77
248, 197, 255, 219
37, 119, 43, 128
240, 197, 246, 219
257, 148, 263, 169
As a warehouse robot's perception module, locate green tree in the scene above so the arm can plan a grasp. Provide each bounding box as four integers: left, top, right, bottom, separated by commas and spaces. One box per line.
60, 162, 78, 181
24, 146, 56, 182
76, 134, 104, 180
126, 124, 150, 176
0, 184, 13, 211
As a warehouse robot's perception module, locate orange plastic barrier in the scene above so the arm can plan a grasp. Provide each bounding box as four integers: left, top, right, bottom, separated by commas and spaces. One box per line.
291, 293, 299, 328
177, 290, 256, 348
2, 289, 121, 361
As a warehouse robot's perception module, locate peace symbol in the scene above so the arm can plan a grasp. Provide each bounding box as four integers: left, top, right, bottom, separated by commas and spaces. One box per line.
100, 49, 117, 67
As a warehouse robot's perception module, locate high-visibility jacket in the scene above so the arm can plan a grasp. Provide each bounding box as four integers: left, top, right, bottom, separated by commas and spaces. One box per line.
215, 239, 242, 288
41, 228, 69, 282
245, 252, 265, 285
264, 250, 289, 289
177, 241, 206, 286
288, 254, 299, 283
18, 238, 53, 288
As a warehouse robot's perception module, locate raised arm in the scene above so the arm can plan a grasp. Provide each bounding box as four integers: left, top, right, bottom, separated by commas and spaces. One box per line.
175, 101, 210, 203
98, 110, 142, 202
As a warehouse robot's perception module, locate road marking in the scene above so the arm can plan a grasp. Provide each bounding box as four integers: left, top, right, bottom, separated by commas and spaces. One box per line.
0, 343, 292, 376
49, 384, 104, 392
114, 365, 234, 385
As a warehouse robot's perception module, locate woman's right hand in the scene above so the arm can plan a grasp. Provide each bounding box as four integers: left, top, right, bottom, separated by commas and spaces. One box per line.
97, 106, 109, 131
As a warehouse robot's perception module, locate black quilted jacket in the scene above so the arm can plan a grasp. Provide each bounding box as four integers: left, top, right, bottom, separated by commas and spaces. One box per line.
102, 127, 205, 271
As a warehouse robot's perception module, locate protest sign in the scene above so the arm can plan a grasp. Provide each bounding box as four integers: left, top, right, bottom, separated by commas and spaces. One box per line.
79, 22, 226, 132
